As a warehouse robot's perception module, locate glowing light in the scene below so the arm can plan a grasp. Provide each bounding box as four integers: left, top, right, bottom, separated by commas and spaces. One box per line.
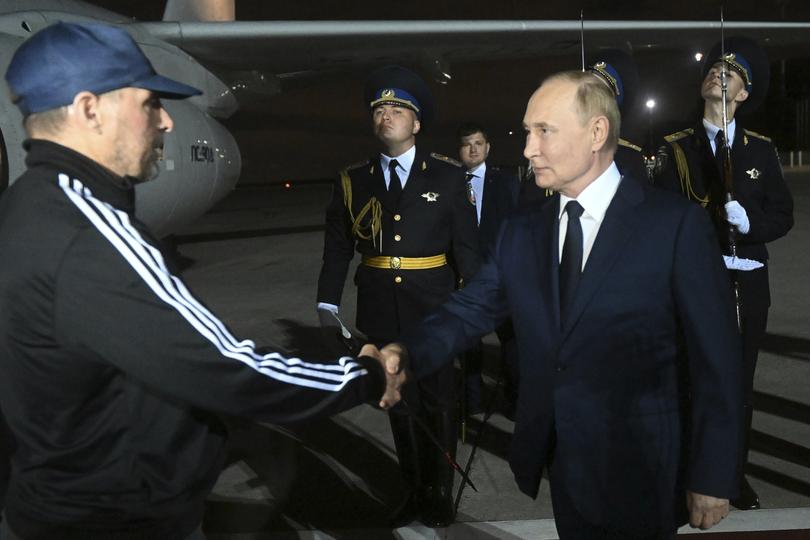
508, 131, 514, 136
645, 99, 656, 110
694, 52, 704, 62
284, 182, 292, 189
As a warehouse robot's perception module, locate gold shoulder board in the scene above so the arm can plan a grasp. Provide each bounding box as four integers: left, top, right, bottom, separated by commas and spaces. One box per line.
743, 129, 772, 143
664, 128, 694, 143
618, 138, 642, 152
430, 152, 462, 167
343, 158, 370, 173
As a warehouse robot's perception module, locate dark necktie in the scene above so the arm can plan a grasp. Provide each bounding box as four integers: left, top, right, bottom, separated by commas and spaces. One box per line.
714, 129, 727, 172
388, 159, 402, 205
559, 200, 584, 324
465, 172, 477, 207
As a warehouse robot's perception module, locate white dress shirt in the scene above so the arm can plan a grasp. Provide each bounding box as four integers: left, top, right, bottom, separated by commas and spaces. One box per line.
466, 162, 486, 225
703, 117, 736, 156
380, 144, 416, 190
558, 162, 622, 269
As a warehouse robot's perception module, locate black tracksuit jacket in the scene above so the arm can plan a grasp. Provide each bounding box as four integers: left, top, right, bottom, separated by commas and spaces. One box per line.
0, 140, 384, 539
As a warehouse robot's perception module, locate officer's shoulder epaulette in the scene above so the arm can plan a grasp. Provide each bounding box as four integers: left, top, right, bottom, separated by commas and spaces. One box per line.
743, 129, 772, 143
664, 128, 693, 143
618, 138, 642, 152
429, 152, 462, 167
341, 158, 370, 173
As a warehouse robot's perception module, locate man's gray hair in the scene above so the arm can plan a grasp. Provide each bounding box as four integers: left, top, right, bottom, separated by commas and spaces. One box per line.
544, 70, 620, 152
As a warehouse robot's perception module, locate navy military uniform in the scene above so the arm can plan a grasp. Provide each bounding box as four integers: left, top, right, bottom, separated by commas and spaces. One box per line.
519, 49, 648, 207
318, 151, 480, 338
316, 66, 480, 527
655, 37, 794, 511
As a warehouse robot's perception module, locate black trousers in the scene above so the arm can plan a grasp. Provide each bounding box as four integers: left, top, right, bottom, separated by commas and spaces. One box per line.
740, 305, 768, 406
548, 474, 677, 540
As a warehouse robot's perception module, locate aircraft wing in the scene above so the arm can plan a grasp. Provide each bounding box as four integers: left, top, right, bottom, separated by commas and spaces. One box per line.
139, 20, 810, 77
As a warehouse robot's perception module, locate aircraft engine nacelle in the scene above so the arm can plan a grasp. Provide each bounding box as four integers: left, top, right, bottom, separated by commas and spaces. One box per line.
136, 100, 240, 237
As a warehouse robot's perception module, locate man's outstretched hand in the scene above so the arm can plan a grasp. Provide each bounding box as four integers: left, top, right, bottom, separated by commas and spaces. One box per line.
359, 343, 407, 410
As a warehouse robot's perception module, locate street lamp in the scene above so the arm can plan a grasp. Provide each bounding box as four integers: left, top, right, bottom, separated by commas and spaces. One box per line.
644, 98, 657, 178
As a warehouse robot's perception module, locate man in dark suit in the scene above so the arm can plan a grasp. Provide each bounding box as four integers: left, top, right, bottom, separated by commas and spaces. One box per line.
456, 122, 519, 418
656, 37, 794, 510
382, 70, 743, 538
316, 66, 480, 527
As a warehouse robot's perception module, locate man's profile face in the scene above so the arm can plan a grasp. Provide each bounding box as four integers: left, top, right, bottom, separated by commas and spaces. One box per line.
372, 104, 420, 150
104, 88, 172, 182
701, 62, 749, 105
522, 79, 596, 197
458, 132, 490, 171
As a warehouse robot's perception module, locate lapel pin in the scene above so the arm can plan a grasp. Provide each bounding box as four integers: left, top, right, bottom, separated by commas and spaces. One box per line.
746, 168, 760, 180
421, 192, 439, 202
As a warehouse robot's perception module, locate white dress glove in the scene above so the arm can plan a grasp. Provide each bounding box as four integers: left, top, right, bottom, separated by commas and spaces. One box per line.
724, 200, 750, 234
723, 255, 764, 271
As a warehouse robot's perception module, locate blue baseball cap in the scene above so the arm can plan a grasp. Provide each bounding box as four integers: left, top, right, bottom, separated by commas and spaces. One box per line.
5, 22, 202, 116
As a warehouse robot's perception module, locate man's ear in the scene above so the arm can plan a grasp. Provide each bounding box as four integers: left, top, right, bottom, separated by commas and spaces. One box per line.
68, 91, 103, 132
412, 118, 421, 136
591, 116, 609, 152
735, 88, 750, 104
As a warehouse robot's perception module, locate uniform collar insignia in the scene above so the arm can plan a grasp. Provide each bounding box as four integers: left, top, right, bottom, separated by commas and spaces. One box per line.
421, 191, 439, 202
746, 167, 761, 180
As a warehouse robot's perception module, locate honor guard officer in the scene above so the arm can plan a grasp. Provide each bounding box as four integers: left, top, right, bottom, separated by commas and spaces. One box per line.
316, 66, 480, 527
520, 49, 648, 206
656, 36, 794, 511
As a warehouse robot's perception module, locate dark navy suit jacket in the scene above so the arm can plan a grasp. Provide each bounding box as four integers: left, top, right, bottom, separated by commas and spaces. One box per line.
402, 172, 743, 535
477, 166, 519, 249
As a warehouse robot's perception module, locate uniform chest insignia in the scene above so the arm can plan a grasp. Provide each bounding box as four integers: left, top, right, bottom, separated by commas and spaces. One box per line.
746, 167, 761, 180
421, 191, 440, 202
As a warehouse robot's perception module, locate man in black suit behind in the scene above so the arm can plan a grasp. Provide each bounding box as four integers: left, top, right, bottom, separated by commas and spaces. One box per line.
382, 70, 743, 538
456, 123, 519, 418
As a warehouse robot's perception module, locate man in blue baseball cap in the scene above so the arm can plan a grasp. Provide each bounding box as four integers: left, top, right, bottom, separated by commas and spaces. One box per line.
0, 21, 403, 540
6, 21, 202, 183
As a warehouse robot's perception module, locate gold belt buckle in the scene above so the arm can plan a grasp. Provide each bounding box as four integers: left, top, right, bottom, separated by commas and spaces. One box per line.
390, 256, 401, 269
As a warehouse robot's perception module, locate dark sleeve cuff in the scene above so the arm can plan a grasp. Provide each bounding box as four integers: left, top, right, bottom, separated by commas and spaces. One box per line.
355, 355, 385, 400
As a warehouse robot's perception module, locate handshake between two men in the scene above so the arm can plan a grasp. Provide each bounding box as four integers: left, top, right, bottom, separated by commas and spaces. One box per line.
317, 307, 408, 411
361, 343, 408, 410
